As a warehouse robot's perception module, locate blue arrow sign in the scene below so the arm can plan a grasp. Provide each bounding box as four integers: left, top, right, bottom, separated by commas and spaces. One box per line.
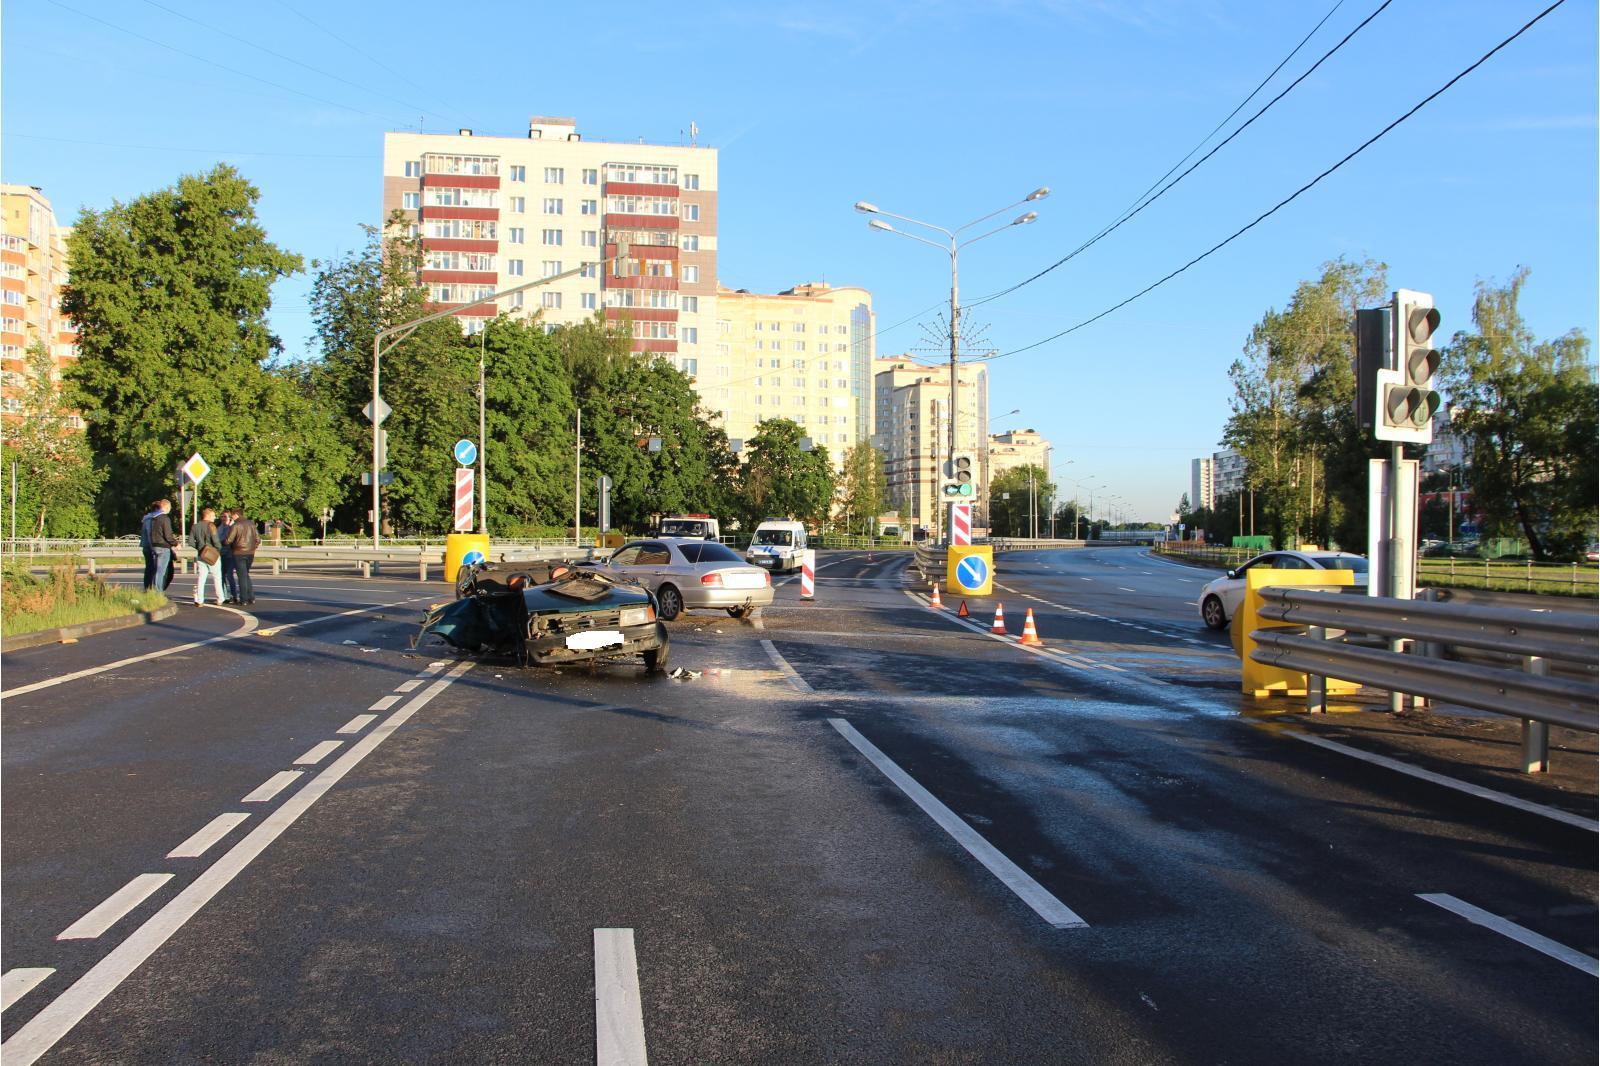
454, 439, 478, 466
955, 555, 989, 591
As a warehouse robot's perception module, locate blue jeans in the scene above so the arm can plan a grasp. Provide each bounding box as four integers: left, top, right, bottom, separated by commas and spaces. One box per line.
221, 553, 238, 601
144, 547, 172, 592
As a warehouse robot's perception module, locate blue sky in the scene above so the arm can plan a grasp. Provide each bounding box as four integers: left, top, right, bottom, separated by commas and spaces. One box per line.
4, 0, 1595, 522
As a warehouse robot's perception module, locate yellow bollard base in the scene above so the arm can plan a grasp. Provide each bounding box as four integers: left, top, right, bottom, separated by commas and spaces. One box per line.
444, 532, 491, 584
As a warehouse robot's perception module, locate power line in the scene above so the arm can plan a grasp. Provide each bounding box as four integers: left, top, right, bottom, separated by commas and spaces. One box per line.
6, 132, 372, 160
989, 0, 1570, 363
966, 0, 1393, 311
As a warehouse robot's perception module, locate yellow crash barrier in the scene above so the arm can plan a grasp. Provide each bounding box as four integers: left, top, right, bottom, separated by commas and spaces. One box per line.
946, 545, 995, 597
1232, 567, 1360, 698
444, 532, 490, 584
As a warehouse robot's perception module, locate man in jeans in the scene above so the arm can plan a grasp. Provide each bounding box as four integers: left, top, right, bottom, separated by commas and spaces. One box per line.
189, 507, 224, 606
224, 512, 260, 606
140, 499, 179, 593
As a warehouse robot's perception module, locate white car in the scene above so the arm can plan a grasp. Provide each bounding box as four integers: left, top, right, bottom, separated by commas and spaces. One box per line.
1198, 550, 1368, 629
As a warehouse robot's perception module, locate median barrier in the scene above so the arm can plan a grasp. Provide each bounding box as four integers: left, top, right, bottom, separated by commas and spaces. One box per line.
1232, 568, 1358, 698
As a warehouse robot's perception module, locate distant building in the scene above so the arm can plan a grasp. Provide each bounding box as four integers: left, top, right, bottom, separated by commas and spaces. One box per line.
989, 429, 1052, 481
1422, 404, 1468, 476
1212, 447, 1245, 499
1189, 457, 1214, 512
873, 357, 987, 531
1, 184, 79, 427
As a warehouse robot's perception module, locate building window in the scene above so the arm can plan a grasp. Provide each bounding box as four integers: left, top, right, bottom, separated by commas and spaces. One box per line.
582, 168, 598, 185
544, 167, 565, 183
753, 321, 763, 332
542, 229, 563, 246
580, 263, 597, 279
402, 192, 420, 209
508, 227, 525, 244
792, 322, 805, 332
582, 230, 597, 247
682, 326, 698, 344
683, 173, 700, 190
581, 292, 596, 309
510, 196, 526, 212
404, 160, 422, 177
581, 199, 598, 216
543, 197, 563, 214
795, 341, 806, 352
509, 165, 525, 181
511, 291, 524, 308
683, 203, 701, 222
507, 259, 524, 276
542, 291, 562, 309
793, 359, 806, 369
682, 265, 699, 283
541, 260, 562, 277
681, 234, 699, 252
682, 295, 698, 313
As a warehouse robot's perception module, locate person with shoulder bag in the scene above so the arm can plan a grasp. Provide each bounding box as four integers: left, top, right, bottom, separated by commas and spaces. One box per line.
190, 507, 224, 606
224, 511, 260, 606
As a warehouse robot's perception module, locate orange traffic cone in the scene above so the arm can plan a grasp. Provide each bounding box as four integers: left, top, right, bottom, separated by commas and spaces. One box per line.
1019, 608, 1043, 646
929, 585, 943, 610
991, 603, 1006, 635
958, 600, 969, 618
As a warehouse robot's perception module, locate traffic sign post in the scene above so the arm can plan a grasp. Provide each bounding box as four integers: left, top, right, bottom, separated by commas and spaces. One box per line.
454, 467, 475, 532
946, 544, 994, 598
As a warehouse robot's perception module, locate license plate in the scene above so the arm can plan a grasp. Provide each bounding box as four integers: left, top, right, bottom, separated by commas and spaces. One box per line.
566, 630, 624, 650
752, 557, 774, 566
721, 571, 766, 589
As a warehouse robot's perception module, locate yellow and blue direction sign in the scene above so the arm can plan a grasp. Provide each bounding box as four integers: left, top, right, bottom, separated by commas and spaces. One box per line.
946, 544, 994, 597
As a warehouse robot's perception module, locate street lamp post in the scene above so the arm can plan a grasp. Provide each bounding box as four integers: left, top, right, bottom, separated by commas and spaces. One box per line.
857, 189, 1047, 543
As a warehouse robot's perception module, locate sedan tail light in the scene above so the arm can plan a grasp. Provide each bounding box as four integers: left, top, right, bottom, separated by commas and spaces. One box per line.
701, 571, 723, 586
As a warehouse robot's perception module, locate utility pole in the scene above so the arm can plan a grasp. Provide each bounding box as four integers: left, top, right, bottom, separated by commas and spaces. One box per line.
574, 408, 582, 548
479, 327, 487, 534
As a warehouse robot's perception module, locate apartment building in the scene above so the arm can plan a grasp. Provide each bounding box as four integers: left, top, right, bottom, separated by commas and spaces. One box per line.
873, 357, 988, 530
1212, 447, 1246, 499
1189, 456, 1215, 512
381, 117, 717, 374
989, 428, 1052, 480
1, 184, 79, 424
709, 282, 874, 458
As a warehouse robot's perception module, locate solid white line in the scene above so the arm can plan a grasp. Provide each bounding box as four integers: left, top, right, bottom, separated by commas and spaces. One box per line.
828, 718, 1086, 929
1417, 893, 1599, 976
594, 928, 649, 1066
294, 740, 343, 766
241, 770, 303, 803
1285, 732, 1599, 833
1, 970, 54, 1013
338, 713, 379, 734
1, 662, 475, 1066
369, 695, 401, 711
395, 679, 423, 692
760, 639, 814, 694
57, 874, 173, 940
166, 813, 250, 859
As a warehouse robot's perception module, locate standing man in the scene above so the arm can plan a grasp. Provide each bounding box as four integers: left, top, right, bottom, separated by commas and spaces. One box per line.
224, 508, 260, 606
217, 508, 238, 604
190, 507, 224, 606
141, 498, 179, 593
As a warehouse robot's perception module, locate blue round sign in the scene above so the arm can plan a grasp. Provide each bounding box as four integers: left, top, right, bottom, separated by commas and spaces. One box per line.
453, 439, 478, 466
955, 555, 989, 590
462, 549, 485, 566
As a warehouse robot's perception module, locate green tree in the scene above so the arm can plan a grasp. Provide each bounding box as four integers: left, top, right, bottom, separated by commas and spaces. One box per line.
837, 442, 887, 534
1, 342, 105, 536
63, 164, 308, 531
736, 418, 835, 529
1438, 268, 1597, 559
477, 317, 576, 531
987, 465, 1053, 537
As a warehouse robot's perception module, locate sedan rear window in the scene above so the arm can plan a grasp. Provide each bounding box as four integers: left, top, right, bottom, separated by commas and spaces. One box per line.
1319, 556, 1369, 573
694, 542, 743, 563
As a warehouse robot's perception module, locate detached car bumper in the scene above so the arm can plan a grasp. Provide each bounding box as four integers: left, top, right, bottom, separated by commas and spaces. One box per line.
523, 620, 666, 666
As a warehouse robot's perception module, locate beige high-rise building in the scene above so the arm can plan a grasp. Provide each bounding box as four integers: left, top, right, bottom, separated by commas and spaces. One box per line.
382, 117, 717, 375
873, 357, 988, 531
1, 184, 79, 426
710, 282, 874, 461
989, 428, 1052, 480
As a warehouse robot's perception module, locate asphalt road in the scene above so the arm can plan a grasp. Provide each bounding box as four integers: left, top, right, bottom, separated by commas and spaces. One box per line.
2, 550, 1594, 1063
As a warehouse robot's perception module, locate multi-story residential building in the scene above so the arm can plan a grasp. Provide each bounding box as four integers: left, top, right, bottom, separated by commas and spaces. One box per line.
1211, 447, 1246, 500
1421, 404, 1468, 476
1189, 456, 1215, 512
1, 184, 79, 425
989, 429, 1052, 480
873, 357, 987, 532
381, 117, 717, 375
709, 282, 874, 459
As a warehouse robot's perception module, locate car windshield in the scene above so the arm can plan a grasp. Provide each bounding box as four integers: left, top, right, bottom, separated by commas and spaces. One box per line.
1318, 556, 1369, 573
660, 520, 706, 536
753, 529, 793, 546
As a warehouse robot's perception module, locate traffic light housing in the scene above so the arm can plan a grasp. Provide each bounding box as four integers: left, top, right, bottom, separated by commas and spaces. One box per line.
941, 453, 976, 498
1371, 289, 1442, 444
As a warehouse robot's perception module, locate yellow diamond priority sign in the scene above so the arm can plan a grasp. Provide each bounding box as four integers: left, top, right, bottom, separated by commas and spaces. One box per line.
182, 452, 211, 484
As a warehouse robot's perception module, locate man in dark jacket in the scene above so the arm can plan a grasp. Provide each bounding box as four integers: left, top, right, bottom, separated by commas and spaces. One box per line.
223, 511, 260, 606
141, 499, 179, 592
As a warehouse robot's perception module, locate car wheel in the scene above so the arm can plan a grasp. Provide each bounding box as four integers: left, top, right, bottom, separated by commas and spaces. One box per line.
643, 624, 670, 673
1201, 595, 1227, 630
656, 585, 683, 621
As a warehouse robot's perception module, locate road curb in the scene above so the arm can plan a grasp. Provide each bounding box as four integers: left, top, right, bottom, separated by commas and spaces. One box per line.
1, 602, 180, 653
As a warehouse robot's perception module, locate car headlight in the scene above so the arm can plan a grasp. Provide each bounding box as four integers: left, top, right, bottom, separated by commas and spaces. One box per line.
620, 606, 654, 627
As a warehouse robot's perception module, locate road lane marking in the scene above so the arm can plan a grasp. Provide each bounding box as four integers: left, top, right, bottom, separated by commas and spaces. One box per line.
1117, 587, 1137, 593
395, 679, 423, 692
424, 661, 449, 673
760, 639, 814, 694
1, 970, 54, 1012
294, 740, 343, 766
241, 770, 303, 803
594, 928, 649, 1066
828, 718, 1087, 930
338, 713, 379, 734
57, 874, 173, 940
1, 596, 433, 699
1417, 894, 1599, 976
1284, 732, 1598, 832
370, 694, 402, 711
1, 662, 475, 1066
166, 813, 250, 859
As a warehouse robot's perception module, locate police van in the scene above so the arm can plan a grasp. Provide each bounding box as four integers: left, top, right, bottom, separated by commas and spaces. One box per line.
744, 519, 807, 573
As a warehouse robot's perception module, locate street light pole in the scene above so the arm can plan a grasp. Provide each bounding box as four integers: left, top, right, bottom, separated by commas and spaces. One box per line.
857, 189, 1047, 544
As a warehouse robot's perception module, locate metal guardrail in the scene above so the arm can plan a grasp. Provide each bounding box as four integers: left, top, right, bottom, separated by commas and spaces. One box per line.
987, 538, 1088, 551
6, 542, 598, 580
1249, 586, 1598, 771
913, 544, 946, 583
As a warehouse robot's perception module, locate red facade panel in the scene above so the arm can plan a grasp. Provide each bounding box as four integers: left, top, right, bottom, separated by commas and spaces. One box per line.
420, 269, 499, 284
606, 242, 677, 261
421, 173, 500, 189
427, 301, 498, 317
421, 206, 499, 222
604, 275, 678, 291
632, 339, 677, 354
605, 213, 679, 231
422, 238, 498, 253
604, 181, 678, 198
604, 307, 678, 323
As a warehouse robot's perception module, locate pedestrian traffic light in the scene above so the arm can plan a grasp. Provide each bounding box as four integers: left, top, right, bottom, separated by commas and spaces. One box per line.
1374, 289, 1442, 444
941, 453, 976, 498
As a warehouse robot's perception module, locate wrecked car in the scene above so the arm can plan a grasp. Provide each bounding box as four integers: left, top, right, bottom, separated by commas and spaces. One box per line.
415, 561, 670, 673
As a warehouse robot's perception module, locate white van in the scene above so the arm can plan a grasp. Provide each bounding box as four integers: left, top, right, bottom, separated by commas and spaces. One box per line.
745, 519, 808, 573
658, 514, 721, 541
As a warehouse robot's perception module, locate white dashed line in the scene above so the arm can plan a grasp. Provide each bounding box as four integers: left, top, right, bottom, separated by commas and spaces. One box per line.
829, 718, 1087, 929
166, 813, 250, 859
594, 928, 650, 1066
240, 770, 303, 803
1417, 894, 1598, 976
338, 713, 379, 734
1117, 587, 1137, 593
294, 740, 343, 766
58, 874, 173, 940
395, 679, 423, 692
369, 694, 402, 711
1, 970, 54, 1012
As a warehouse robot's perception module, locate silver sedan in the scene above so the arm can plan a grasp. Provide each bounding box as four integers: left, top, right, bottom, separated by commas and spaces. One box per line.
595, 538, 774, 621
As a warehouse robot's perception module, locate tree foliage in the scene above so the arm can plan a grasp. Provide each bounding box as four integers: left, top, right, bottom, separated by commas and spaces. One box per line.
988, 464, 1053, 537
837, 442, 887, 534
1, 343, 104, 537
735, 418, 835, 529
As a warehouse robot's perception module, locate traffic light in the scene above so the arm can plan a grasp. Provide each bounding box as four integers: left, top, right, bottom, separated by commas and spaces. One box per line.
941, 453, 976, 498
1373, 289, 1442, 443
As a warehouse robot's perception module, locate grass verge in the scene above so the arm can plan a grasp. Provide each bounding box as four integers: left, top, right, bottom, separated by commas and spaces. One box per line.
2, 561, 168, 638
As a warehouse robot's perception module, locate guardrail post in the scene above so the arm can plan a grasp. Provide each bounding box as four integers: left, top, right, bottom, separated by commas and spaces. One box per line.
1521, 656, 1550, 773
86, 557, 96, 578
1306, 626, 1327, 713
271, 559, 282, 576
359, 560, 371, 579
419, 559, 428, 581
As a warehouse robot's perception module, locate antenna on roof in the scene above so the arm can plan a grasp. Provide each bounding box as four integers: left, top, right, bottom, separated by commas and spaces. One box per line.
690, 121, 698, 147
